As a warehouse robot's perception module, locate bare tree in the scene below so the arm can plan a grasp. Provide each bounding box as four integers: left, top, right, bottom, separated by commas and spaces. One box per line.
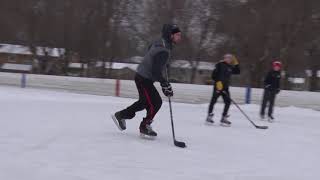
218, 0, 320, 89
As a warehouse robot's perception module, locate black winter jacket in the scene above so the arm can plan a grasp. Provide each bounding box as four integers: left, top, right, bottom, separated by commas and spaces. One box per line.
264, 70, 281, 92
212, 61, 240, 90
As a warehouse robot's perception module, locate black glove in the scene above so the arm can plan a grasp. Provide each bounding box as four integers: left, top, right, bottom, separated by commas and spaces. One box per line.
161, 81, 173, 97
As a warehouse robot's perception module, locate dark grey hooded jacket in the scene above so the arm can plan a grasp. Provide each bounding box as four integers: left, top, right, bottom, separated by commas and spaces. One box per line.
137, 24, 176, 83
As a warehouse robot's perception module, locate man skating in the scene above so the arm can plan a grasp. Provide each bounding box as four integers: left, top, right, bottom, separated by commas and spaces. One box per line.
112, 24, 182, 137
260, 61, 282, 122
206, 54, 240, 126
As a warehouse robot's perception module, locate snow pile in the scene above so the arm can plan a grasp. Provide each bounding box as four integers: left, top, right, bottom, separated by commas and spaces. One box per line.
1, 63, 32, 71
0, 43, 65, 57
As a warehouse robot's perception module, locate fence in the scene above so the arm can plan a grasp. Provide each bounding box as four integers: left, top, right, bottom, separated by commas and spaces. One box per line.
0, 72, 319, 110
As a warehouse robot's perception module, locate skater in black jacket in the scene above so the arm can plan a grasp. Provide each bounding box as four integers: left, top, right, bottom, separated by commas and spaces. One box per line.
206, 54, 240, 126
260, 61, 282, 122
112, 24, 182, 137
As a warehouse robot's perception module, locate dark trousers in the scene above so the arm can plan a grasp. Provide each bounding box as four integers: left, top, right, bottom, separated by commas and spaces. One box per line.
260, 89, 277, 116
119, 74, 162, 126
208, 88, 231, 117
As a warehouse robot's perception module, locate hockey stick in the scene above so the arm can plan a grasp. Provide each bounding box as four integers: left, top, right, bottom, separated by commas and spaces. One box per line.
224, 92, 268, 129
168, 96, 187, 148
165, 66, 186, 148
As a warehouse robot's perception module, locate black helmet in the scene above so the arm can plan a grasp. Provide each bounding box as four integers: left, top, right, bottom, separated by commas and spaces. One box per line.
162, 24, 181, 43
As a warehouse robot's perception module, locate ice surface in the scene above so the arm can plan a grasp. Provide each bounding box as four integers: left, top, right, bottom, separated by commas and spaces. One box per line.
0, 86, 319, 180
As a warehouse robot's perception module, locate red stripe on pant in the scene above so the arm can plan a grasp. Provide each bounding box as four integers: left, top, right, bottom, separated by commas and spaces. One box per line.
143, 87, 155, 124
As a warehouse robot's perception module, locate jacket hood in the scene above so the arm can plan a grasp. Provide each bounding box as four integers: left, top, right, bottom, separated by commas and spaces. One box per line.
161, 24, 180, 49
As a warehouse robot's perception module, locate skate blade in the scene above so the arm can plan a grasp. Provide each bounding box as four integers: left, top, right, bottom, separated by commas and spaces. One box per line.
268, 119, 275, 123
111, 115, 124, 131
205, 121, 215, 126
220, 123, 231, 127
140, 133, 156, 140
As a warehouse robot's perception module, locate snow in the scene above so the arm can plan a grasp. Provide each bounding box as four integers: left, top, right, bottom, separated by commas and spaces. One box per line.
68, 62, 138, 71
0, 43, 65, 57
108, 63, 138, 71
288, 77, 305, 84
305, 69, 312, 77
1, 63, 32, 71
171, 60, 215, 71
0, 85, 319, 180
68, 63, 88, 69
68, 60, 215, 71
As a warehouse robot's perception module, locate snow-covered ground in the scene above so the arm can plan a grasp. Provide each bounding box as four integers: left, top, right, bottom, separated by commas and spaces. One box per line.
0, 86, 319, 180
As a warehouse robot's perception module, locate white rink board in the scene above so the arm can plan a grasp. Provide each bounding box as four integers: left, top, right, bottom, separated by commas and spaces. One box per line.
0, 72, 319, 110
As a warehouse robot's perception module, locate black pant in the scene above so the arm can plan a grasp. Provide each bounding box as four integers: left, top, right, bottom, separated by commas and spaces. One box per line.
119, 74, 162, 126
208, 88, 231, 117
260, 89, 277, 116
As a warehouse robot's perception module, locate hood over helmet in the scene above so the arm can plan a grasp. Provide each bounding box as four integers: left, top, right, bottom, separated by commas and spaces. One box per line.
162, 24, 181, 48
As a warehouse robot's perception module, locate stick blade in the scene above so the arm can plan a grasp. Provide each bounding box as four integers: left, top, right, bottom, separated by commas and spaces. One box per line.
174, 140, 187, 148
256, 125, 269, 129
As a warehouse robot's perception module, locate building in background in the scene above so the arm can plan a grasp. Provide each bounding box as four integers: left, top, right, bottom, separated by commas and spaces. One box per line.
0, 43, 65, 74
0, 44, 319, 91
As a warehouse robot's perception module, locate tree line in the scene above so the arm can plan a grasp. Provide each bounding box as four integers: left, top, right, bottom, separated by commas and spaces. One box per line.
0, 0, 319, 90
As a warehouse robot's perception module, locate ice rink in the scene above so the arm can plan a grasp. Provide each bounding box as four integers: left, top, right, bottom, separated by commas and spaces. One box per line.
0, 86, 319, 180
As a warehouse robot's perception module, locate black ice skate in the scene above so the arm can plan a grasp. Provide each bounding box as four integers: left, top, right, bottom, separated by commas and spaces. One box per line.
220, 116, 232, 127
206, 113, 214, 125
140, 124, 157, 139
112, 112, 126, 131
268, 115, 275, 123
